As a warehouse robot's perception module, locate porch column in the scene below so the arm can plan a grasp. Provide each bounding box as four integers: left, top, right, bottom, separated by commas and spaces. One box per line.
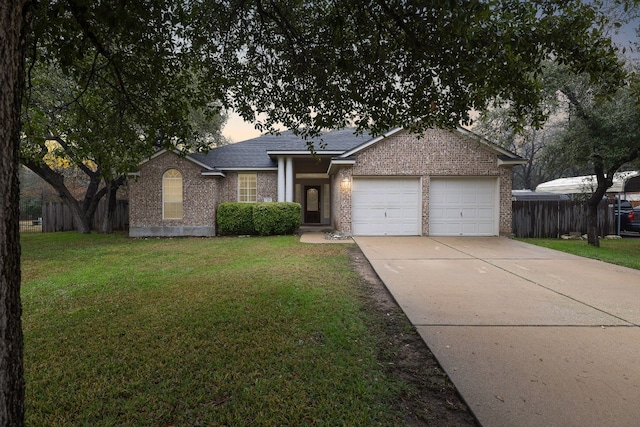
285, 157, 294, 202
277, 157, 285, 202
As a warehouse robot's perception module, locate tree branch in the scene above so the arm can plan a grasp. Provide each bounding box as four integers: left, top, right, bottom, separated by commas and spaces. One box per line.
65, 0, 133, 107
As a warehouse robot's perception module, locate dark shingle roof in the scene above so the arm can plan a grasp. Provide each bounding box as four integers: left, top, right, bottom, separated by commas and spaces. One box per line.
188, 128, 372, 170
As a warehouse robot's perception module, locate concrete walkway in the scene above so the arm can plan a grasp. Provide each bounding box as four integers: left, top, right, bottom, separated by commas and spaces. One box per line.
353, 236, 640, 427
299, 232, 353, 244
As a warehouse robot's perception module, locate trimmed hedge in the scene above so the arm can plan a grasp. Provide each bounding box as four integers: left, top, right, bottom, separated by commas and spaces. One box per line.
216, 203, 255, 235
253, 203, 301, 236
217, 202, 301, 236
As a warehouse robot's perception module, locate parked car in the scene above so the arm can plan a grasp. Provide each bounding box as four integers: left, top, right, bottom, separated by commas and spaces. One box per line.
614, 200, 636, 232
625, 206, 640, 233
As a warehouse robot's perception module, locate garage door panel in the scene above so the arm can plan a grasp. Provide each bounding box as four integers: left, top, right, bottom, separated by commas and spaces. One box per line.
429, 178, 498, 236
462, 194, 478, 204
430, 208, 444, 219
401, 192, 419, 203
478, 208, 494, 219
357, 193, 379, 205
477, 223, 495, 234
446, 194, 463, 204
430, 193, 446, 204
444, 208, 462, 219
385, 193, 405, 204
461, 223, 478, 234
352, 178, 421, 236
461, 208, 479, 219
360, 223, 385, 235
386, 208, 402, 219
445, 223, 462, 234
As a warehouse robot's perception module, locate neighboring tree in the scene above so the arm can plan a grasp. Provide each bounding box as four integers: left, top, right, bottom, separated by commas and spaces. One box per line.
475, 1, 640, 192
474, 105, 568, 190
1, 0, 634, 424
545, 67, 640, 246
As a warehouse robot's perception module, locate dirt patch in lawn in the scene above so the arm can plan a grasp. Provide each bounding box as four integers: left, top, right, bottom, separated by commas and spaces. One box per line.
348, 246, 478, 427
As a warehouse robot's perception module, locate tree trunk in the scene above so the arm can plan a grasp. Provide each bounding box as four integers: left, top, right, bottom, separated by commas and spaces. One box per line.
100, 176, 125, 234
0, 2, 32, 425
63, 195, 92, 234
100, 180, 115, 234
22, 161, 94, 233
585, 171, 610, 248
586, 199, 600, 247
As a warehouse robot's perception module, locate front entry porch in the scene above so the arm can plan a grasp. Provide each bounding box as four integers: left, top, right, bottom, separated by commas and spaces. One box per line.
276, 156, 332, 226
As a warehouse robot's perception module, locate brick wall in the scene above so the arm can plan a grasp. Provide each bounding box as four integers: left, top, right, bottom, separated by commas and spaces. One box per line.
129, 152, 218, 236
331, 128, 514, 236
129, 152, 280, 237
216, 171, 278, 203
331, 168, 352, 233
257, 172, 278, 202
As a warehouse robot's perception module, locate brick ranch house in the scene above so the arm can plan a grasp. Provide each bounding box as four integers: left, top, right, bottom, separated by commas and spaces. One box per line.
128, 127, 526, 237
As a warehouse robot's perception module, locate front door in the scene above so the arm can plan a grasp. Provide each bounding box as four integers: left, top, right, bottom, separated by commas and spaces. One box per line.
304, 186, 321, 223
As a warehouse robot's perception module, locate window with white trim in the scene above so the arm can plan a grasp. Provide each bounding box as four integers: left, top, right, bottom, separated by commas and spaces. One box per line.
163, 169, 183, 219
238, 173, 257, 203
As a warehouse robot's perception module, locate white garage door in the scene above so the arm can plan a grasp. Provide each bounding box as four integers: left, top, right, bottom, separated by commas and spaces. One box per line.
352, 178, 421, 236
429, 178, 498, 236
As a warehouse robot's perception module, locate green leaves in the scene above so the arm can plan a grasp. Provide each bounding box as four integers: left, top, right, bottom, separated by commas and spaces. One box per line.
190, 0, 626, 136
26, 1, 226, 170
24, 0, 630, 164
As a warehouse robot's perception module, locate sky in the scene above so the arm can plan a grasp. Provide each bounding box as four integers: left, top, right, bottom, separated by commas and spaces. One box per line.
222, 111, 262, 143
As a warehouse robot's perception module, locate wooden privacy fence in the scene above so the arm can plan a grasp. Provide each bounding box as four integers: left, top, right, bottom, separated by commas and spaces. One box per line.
512, 200, 615, 238
42, 200, 129, 232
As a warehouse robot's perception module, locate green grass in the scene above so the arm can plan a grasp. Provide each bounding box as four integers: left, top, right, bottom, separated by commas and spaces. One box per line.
21, 233, 403, 426
519, 237, 640, 270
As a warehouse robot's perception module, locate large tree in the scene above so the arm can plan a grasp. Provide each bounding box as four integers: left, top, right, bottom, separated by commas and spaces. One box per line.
546, 67, 640, 246
21, 2, 228, 234
190, 0, 626, 138
474, 101, 569, 190
1, 1, 31, 425
1, 0, 633, 423
21, 63, 227, 234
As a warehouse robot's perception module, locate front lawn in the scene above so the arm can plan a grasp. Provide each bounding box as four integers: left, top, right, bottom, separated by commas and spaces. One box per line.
21, 233, 472, 426
520, 237, 640, 270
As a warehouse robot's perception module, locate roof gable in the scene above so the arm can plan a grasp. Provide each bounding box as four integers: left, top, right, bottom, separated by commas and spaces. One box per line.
137, 149, 218, 171
337, 126, 524, 162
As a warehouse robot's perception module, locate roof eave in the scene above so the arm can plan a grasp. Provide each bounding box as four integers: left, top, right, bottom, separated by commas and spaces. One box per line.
133, 149, 216, 171
185, 153, 217, 170
327, 158, 356, 174
216, 167, 278, 171
456, 127, 524, 160
201, 171, 226, 177
498, 157, 528, 166
339, 127, 404, 158
267, 150, 345, 156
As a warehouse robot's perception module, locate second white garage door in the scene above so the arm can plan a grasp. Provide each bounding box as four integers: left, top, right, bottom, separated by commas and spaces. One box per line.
352, 178, 421, 236
429, 178, 498, 236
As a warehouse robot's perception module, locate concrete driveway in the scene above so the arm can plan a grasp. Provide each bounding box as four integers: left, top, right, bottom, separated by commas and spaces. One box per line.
354, 236, 640, 427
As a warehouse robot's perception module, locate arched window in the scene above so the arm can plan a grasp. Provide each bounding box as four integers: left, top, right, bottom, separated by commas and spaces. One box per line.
163, 169, 183, 219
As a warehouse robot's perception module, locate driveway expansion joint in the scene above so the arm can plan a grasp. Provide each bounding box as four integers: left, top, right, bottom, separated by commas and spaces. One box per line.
355, 236, 640, 426
430, 237, 640, 328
